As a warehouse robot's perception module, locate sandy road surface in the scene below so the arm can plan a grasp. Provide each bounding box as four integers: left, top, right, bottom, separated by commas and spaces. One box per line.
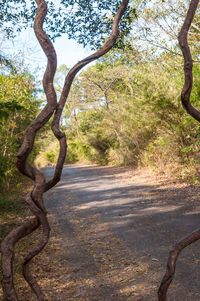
43, 164, 200, 301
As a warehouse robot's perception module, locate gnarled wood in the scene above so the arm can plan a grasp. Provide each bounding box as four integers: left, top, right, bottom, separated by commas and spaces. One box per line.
1, 217, 40, 301
158, 0, 199, 300
178, 0, 200, 122
1, 0, 129, 300
45, 0, 129, 191
158, 228, 200, 300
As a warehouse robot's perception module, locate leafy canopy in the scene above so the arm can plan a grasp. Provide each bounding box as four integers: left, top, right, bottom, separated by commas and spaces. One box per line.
1, 0, 136, 49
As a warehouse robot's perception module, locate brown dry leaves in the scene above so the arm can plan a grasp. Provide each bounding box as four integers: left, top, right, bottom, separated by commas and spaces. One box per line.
33, 208, 153, 301
1, 167, 200, 300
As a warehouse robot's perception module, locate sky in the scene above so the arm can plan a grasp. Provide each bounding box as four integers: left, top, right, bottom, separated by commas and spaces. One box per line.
2, 27, 92, 79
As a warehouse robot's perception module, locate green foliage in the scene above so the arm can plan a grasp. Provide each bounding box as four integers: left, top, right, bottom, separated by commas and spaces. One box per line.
58, 0, 136, 49
132, 0, 200, 57
24, 0, 200, 184
34, 136, 59, 168
66, 139, 92, 163
0, 101, 23, 120
0, 0, 32, 37
1, 0, 135, 50
64, 110, 111, 165
0, 64, 40, 189
0, 0, 61, 41
56, 49, 200, 182
45, 150, 56, 164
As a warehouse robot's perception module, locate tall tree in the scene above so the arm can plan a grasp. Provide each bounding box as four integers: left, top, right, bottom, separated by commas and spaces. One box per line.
0, 0, 129, 300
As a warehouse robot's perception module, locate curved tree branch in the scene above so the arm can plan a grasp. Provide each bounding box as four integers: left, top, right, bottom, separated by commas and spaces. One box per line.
1, 0, 129, 300
178, 0, 200, 121
45, 0, 129, 191
158, 228, 200, 301
1, 217, 40, 301
158, 0, 199, 300
1, 0, 57, 299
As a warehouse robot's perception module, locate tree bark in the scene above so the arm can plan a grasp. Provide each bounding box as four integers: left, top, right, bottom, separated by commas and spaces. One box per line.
178, 0, 200, 122
1, 0, 129, 299
158, 1, 199, 300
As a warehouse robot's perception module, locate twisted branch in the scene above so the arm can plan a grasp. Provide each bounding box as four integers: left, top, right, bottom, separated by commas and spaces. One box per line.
158, 0, 199, 300
45, 0, 129, 192
158, 228, 200, 300
178, 0, 200, 122
1, 0, 129, 300
1, 218, 40, 301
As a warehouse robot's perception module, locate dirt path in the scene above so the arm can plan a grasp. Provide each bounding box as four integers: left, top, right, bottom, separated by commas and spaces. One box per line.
41, 164, 200, 301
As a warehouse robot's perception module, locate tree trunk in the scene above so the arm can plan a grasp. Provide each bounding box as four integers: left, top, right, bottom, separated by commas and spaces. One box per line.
158, 0, 199, 300
1, 0, 129, 299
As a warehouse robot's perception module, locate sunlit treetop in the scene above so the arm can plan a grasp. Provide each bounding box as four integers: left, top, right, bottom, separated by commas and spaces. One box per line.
0, 0, 137, 49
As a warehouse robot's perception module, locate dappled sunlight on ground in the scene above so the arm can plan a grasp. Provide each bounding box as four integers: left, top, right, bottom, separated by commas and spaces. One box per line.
1, 165, 200, 300
39, 210, 154, 300
40, 165, 200, 300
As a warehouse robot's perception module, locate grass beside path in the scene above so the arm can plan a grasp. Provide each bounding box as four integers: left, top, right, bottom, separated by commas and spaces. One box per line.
0, 178, 38, 299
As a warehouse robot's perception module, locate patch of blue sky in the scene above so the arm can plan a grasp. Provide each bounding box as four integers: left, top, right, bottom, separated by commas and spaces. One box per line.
2, 27, 92, 78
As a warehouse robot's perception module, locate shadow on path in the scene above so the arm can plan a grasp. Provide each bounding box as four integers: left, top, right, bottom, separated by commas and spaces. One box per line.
44, 165, 200, 301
